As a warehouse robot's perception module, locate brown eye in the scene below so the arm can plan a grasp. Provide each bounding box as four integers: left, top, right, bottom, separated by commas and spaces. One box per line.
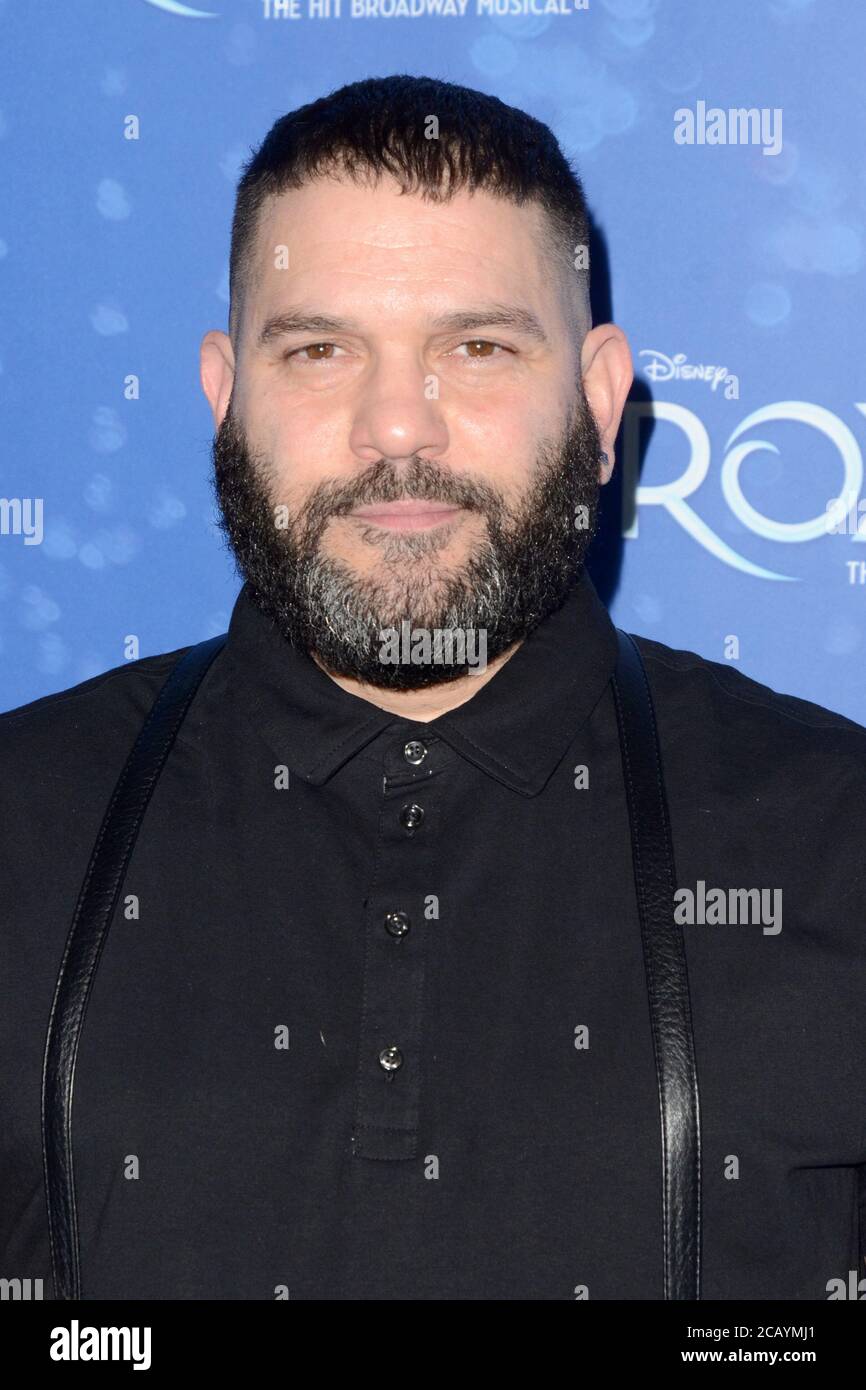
284, 342, 344, 363
465, 340, 497, 357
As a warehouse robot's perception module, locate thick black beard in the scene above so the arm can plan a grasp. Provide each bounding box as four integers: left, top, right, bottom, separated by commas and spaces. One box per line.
211, 394, 603, 690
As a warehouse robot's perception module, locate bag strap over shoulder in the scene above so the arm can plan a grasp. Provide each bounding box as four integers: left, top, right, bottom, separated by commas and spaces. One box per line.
611, 628, 702, 1300
41, 633, 228, 1300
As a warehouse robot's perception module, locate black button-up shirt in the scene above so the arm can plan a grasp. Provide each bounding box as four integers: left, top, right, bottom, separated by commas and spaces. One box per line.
2, 571, 865, 1300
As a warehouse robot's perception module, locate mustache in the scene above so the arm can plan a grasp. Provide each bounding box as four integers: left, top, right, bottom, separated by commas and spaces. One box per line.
287, 457, 508, 548
304, 457, 499, 516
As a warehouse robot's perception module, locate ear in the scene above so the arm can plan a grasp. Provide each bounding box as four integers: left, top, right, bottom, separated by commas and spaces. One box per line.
579, 324, 633, 485
199, 330, 235, 429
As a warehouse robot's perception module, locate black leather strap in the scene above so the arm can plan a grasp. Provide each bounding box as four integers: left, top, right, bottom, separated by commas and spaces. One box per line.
41, 633, 228, 1300
611, 628, 702, 1300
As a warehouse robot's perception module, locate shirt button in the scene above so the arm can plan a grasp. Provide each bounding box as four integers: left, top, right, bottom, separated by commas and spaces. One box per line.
378, 1045, 403, 1073
400, 803, 425, 831
403, 739, 428, 765
384, 911, 411, 938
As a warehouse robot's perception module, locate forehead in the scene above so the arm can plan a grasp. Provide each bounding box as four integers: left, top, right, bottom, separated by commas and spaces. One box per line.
246, 175, 565, 325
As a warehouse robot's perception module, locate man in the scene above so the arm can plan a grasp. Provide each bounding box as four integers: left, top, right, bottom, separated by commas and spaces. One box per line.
2, 74, 865, 1303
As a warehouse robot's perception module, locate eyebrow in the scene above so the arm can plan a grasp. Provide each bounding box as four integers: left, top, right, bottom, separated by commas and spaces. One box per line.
257, 303, 549, 348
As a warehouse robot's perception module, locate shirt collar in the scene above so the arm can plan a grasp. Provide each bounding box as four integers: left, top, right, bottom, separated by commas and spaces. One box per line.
223, 568, 618, 797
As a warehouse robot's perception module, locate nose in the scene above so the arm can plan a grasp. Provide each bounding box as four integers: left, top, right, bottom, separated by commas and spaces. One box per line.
348, 353, 450, 467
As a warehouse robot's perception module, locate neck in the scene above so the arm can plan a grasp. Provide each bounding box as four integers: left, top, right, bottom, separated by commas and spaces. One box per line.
312, 640, 523, 721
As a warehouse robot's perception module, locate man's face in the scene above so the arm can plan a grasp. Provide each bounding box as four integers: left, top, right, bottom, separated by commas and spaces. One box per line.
208, 175, 608, 689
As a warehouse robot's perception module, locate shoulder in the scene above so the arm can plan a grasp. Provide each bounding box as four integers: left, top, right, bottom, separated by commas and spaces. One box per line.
627, 636, 866, 966
632, 633, 866, 745
631, 632, 866, 795
629, 633, 866, 830
0, 646, 208, 976
0, 646, 196, 785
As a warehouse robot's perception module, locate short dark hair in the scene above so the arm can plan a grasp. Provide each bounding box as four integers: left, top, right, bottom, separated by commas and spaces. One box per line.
228, 74, 591, 343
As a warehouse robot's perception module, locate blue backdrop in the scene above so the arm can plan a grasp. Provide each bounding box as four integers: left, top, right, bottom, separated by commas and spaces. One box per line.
2, 0, 864, 720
